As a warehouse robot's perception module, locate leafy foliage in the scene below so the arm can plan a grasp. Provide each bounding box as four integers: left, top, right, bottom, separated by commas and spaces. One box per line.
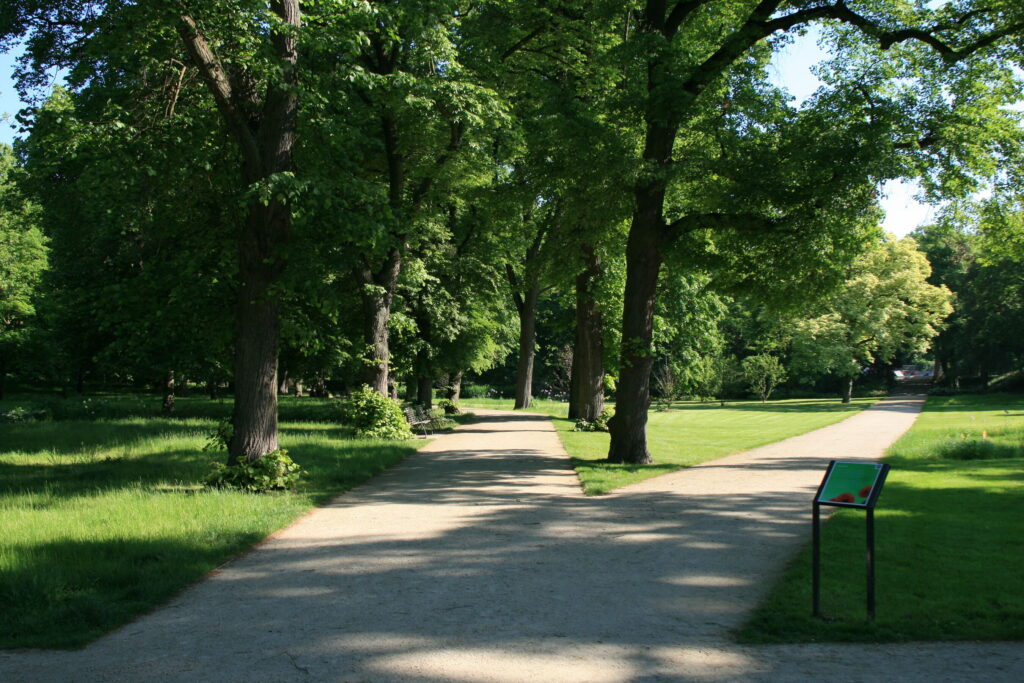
436, 398, 461, 415
205, 450, 305, 493
339, 386, 413, 440
573, 408, 612, 433
741, 354, 788, 403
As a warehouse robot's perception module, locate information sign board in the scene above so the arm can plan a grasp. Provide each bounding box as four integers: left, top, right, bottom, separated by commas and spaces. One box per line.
815, 461, 886, 508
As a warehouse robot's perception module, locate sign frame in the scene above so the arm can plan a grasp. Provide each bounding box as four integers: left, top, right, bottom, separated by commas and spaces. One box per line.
812, 460, 890, 621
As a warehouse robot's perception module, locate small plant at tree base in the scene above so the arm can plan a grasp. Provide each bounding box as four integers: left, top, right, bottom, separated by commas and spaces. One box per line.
339, 385, 413, 440
202, 418, 233, 452
205, 449, 305, 493
437, 398, 462, 415
573, 409, 612, 432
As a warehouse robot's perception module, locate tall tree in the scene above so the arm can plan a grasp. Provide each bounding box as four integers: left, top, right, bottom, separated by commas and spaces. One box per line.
604, 1, 1024, 463
5, 2, 301, 462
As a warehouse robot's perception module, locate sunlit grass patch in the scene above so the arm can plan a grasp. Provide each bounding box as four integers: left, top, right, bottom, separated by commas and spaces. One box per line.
560, 397, 877, 494
0, 411, 421, 649
739, 393, 1024, 643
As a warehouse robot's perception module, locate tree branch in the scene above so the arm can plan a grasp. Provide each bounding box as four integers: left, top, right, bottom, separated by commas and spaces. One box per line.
667, 212, 782, 234
176, 11, 262, 176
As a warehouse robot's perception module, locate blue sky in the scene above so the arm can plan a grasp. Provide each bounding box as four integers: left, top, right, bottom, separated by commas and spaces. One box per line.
0, 33, 936, 236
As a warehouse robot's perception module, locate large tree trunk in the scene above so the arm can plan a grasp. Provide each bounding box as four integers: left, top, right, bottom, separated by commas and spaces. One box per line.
446, 371, 462, 400
359, 285, 392, 393
178, 1, 299, 465
569, 244, 605, 421
417, 377, 433, 408
513, 280, 541, 409
229, 200, 286, 463
356, 249, 402, 394
607, 146, 670, 463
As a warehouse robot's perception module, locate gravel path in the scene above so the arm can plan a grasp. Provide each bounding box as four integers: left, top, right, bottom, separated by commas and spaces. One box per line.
2, 395, 1021, 682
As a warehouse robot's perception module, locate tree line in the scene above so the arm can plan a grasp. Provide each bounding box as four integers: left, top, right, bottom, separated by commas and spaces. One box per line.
2, 1, 1023, 466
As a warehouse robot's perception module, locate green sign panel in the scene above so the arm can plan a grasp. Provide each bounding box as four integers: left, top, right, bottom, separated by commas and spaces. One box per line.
816, 461, 885, 508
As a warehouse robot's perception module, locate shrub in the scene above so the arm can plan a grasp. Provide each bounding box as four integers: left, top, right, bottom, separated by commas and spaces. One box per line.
1, 406, 48, 423
573, 408, 611, 432
461, 383, 491, 398
437, 398, 462, 415
205, 449, 305, 493
339, 386, 413, 440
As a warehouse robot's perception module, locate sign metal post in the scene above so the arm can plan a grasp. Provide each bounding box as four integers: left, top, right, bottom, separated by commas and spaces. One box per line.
812, 460, 890, 620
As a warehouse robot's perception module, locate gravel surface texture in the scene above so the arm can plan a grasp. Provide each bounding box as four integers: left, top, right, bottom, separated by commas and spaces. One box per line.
2, 394, 1021, 682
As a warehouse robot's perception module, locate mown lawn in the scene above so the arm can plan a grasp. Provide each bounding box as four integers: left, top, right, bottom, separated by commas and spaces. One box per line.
738, 393, 1024, 643
461, 396, 877, 494
0, 403, 424, 650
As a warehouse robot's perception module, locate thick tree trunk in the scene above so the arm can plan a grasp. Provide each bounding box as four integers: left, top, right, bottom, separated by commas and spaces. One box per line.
446, 371, 462, 400
179, 1, 299, 465
417, 377, 433, 408
359, 287, 392, 394
228, 201, 285, 464
607, 166, 669, 464
569, 244, 605, 421
356, 249, 402, 394
514, 280, 541, 409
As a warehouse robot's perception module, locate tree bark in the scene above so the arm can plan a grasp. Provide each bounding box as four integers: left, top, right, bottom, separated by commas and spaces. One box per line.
569, 244, 605, 421
446, 371, 462, 400
842, 377, 854, 404
417, 376, 433, 408
229, 204, 284, 463
179, 1, 300, 465
513, 279, 541, 409
356, 249, 402, 394
607, 160, 669, 464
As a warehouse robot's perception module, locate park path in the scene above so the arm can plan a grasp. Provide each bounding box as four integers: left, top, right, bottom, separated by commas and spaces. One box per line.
2, 394, 1022, 682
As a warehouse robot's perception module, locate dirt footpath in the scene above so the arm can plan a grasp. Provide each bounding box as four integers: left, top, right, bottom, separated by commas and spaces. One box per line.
1, 396, 1021, 682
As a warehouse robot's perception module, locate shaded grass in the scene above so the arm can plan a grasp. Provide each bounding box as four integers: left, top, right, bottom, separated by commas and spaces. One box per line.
557, 398, 876, 495
0, 414, 422, 649
738, 393, 1024, 643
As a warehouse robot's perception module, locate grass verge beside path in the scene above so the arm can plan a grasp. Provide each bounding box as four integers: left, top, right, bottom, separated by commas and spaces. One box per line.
462, 397, 877, 494
0, 414, 424, 650
739, 393, 1024, 643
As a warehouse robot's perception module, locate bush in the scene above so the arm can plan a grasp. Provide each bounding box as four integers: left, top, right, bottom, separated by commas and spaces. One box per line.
205, 449, 305, 493
1, 406, 48, 423
339, 386, 413, 440
573, 408, 612, 432
461, 383, 491, 398
437, 398, 462, 415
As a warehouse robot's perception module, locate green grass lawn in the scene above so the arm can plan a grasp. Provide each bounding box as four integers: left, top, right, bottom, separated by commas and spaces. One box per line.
0, 405, 425, 649
461, 396, 877, 494
738, 393, 1024, 643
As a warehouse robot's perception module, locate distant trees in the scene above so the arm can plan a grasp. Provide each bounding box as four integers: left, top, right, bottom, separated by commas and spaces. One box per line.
789, 237, 952, 402
0, 144, 45, 399
916, 200, 1024, 388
